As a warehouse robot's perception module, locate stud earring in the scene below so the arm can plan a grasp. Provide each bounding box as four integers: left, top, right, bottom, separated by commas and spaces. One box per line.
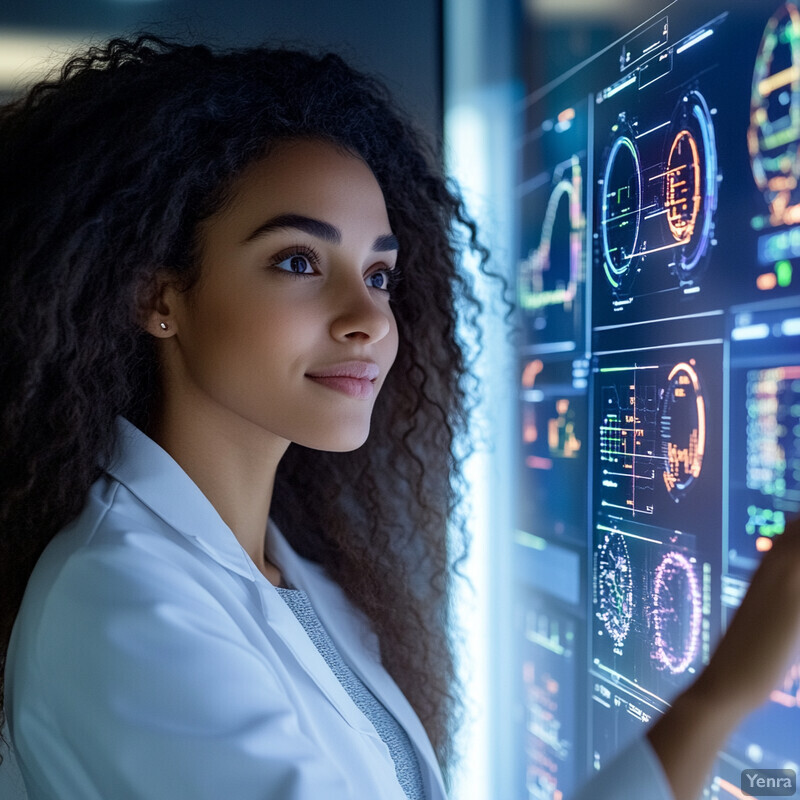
159, 321, 169, 331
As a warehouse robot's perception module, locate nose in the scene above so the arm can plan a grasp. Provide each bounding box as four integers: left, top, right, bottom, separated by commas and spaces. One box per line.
328, 273, 393, 343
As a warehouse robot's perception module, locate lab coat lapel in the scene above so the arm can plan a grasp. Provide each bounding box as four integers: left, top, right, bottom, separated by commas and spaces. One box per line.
254, 568, 384, 743
267, 521, 448, 800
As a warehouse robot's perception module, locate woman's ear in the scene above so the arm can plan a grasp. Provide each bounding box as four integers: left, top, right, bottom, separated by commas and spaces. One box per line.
134, 269, 181, 337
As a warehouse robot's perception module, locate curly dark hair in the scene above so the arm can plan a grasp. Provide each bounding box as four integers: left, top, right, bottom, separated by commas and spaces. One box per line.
0, 34, 490, 786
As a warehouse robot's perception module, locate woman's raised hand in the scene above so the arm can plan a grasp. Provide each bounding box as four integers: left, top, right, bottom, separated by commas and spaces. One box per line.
698, 515, 800, 717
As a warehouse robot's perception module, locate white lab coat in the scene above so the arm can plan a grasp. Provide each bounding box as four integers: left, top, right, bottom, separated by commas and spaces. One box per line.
2, 416, 672, 799
4, 416, 444, 799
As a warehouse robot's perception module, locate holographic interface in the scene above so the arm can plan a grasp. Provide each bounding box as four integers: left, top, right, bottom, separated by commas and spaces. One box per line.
514, 1, 800, 795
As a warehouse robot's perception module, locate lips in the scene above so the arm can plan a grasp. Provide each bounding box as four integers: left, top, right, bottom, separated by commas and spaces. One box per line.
306, 361, 380, 381
305, 361, 379, 399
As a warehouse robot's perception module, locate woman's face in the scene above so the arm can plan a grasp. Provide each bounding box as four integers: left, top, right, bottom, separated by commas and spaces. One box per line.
151, 138, 399, 452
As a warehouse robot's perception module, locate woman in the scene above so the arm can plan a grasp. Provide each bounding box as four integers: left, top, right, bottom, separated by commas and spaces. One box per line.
0, 35, 798, 800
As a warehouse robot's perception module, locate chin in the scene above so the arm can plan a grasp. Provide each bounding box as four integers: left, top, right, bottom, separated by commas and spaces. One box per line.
298, 425, 371, 453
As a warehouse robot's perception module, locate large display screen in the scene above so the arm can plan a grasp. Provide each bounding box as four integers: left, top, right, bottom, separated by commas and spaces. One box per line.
514, 2, 800, 796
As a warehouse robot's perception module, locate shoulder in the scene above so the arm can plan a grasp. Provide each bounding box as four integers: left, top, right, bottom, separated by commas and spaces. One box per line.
27, 473, 216, 605
9, 474, 237, 682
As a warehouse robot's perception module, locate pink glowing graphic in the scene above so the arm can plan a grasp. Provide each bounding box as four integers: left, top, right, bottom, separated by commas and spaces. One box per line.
651, 551, 703, 674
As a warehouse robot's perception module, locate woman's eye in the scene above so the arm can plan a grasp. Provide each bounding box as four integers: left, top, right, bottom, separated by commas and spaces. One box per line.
275, 254, 314, 274
367, 270, 392, 291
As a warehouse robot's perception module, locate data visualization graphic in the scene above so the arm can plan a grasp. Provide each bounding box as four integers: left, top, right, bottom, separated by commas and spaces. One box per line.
519, 156, 585, 345
750, 3, 800, 231
519, 356, 588, 543
664, 92, 719, 284
660, 361, 706, 498
651, 550, 703, 674
515, 597, 581, 800
598, 92, 718, 306
519, 101, 588, 346
729, 305, 800, 576
743, 366, 800, 533
750, 2, 800, 296
514, 1, 800, 794
595, 530, 633, 648
592, 14, 725, 324
595, 346, 721, 530
591, 676, 658, 775
591, 537, 714, 771
590, 340, 721, 757
592, 521, 713, 706
599, 120, 641, 298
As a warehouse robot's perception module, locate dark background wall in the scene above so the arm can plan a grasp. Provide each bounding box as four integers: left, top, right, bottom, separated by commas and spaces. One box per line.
0, 0, 443, 143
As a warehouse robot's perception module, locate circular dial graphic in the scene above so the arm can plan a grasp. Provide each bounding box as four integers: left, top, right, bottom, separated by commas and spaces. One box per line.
664, 91, 718, 281
651, 551, 703, 674
748, 2, 800, 226
600, 121, 642, 294
596, 531, 634, 645
659, 360, 706, 499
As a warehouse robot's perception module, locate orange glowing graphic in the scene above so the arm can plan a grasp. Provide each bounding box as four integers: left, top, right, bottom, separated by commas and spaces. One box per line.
662, 361, 706, 495
522, 359, 544, 388
770, 658, 800, 708
756, 536, 774, 552
548, 398, 581, 457
757, 271, 779, 290
665, 130, 702, 244
714, 778, 751, 800
523, 406, 538, 443
521, 360, 581, 461
522, 360, 544, 443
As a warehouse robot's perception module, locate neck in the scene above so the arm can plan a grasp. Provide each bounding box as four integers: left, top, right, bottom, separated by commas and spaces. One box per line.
145, 400, 290, 586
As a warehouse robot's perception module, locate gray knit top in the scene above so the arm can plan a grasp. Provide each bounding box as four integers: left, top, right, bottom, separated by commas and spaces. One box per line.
276, 586, 425, 800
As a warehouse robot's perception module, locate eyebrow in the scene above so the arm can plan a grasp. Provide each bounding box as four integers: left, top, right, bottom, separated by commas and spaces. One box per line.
242, 213, 399, 252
